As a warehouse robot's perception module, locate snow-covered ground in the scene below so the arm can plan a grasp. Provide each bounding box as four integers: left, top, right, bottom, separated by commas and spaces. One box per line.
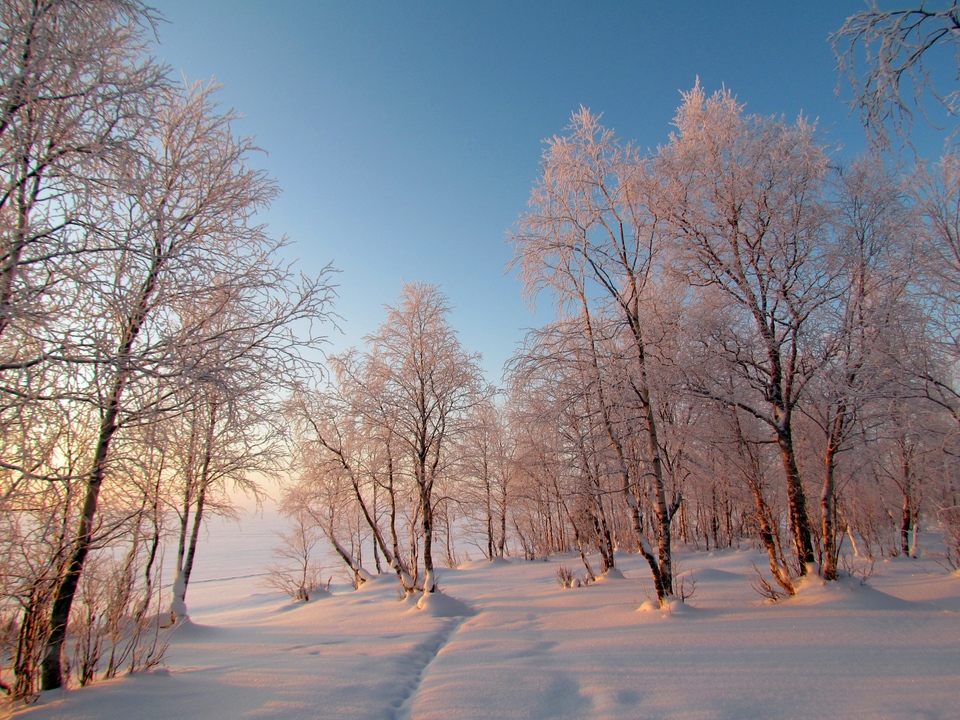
9, 511, 960, 720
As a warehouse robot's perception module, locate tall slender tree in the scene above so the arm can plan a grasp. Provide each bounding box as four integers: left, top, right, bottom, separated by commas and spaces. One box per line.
368, 283, 491, 593
661, 83, 833, 573
511, 108, 678, 604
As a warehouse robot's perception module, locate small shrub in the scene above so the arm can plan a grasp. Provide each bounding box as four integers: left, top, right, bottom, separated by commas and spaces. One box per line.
556, 565, 575, 589
749, 562, 787, 602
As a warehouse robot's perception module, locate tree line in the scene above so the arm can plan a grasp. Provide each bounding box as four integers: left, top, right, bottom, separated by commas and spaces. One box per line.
289, 86, 960, 613
505, 88, 960, 602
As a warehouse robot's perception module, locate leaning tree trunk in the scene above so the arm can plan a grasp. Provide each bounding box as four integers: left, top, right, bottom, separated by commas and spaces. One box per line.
41, 237, 165, 690
821, 431, 841, 581
732, 407, 795, 596
41, 376, 124, 690
170, 482, 207, 620
171, 399, 218, 620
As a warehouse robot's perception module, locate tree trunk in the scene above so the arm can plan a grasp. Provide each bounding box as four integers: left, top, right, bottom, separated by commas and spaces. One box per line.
41, 236, 165, 690
171, 399, 218, 619
776, 424, 815, 571
497, 483, 507, 558
170, 483, 206, 620
732, 408, 795, 595
41, 382, 122, 690
421, 480, 436, 592
822, 443, 839, 580
625, 313, 674, 600
485, 469, 495, 561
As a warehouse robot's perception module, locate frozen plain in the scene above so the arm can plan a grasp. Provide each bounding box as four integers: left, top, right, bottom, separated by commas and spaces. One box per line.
9, 511, 960, 720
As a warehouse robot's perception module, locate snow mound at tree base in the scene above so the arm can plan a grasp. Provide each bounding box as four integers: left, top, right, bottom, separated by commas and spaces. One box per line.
789, 573, 915, 610
594, 567, 625, 581
636, 598, 698, 617
414, 591, 476, 617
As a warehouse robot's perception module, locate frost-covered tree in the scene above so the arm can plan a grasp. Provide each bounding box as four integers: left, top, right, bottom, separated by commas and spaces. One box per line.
660, 83, 834, 575
288, 367, 417, 591
510, 108, 679, 604
457, 400, 510, 561
0, 0, 336, 697
365, 283, 491, 593
291, 283, 490, 595
40, 79, 332, 689
801, 157, 914, 578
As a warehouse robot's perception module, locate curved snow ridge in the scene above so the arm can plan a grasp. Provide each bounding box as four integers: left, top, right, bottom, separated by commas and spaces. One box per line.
391, 614, 469, 720
787, 575, 918, 610
170, 619, 230, 642
684, 567, 744, 582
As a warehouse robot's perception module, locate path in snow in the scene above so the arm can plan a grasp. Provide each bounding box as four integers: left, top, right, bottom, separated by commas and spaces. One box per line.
392, 615, 468, 720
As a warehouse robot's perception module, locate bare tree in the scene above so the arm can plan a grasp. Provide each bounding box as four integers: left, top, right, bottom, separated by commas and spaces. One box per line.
458, 401, 510, 561
508, 321, 619, 577
0, 0, 166, 697
166, 270, 332, 620
288, 375, 416, 592
911, 152, 960, 413
265, 507, 326, 602
366, 283, 491, 593
290, 284, 490, 596
0, 0, 165, 351
510, 108, 679, 604
661, 83, 834, 574
37, 79, 334, 689
802, 157, 913, 578
0, 0, 336, 696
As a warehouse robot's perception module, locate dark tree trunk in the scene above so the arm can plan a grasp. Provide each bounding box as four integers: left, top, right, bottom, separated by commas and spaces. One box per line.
776, 424, 815, 571
41, 383, 122, 690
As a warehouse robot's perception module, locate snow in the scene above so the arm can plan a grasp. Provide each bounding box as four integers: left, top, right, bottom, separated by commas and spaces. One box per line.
414, 591, 475, 618
7, 513, 960, 720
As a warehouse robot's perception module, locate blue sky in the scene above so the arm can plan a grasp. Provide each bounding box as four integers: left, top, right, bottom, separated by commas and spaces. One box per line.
150, 1, 878, 383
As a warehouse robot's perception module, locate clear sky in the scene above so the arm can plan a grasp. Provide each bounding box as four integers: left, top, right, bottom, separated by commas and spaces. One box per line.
149, 1, 881, 383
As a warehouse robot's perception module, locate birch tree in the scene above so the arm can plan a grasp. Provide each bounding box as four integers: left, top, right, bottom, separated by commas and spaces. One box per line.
0, 0, 165, 696
38, 79, 333, 690
801, 157, 914, 578
661, 83, 833, 575
508, 321, 618, 578
290, 283, 490, 595
510, 108, 679, 604
458, 401, 510, 560
368, 283, 491, 593
288, 370, 417, 592
166, 265, 333, 620
0, 0, 336, 695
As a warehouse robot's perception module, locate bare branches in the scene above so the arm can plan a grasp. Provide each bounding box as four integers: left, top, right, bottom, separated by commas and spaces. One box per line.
833, 1, 960, 149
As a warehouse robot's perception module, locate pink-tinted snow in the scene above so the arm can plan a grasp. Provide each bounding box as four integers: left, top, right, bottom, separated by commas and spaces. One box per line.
8, 512, 959, 720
